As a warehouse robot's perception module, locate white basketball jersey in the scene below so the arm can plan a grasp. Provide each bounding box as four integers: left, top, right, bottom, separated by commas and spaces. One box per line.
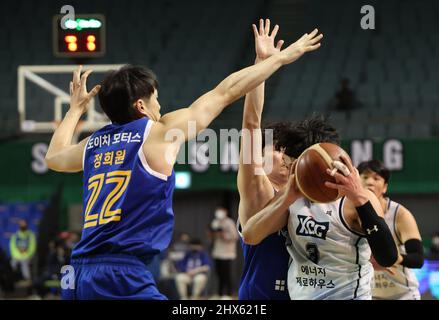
287, 197, 373, 300
372, 199, 420, 300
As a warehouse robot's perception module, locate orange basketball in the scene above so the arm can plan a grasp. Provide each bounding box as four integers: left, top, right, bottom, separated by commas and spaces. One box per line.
295, 143, 352, 203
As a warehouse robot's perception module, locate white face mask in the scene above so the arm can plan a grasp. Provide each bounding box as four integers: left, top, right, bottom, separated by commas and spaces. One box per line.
215, 209, 227, 220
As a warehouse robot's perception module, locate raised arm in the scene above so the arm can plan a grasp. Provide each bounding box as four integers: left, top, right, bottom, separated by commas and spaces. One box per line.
238, 21, 322, 229
238, 20, 285, 225
45, 66, 100, 172
150, 27, 323, 145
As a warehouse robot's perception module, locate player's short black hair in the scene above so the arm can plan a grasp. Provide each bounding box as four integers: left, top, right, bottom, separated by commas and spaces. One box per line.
261, 121, 294, 154
357, 160, 391, 184
262, 114, 340, 158
98, 65, 158, 124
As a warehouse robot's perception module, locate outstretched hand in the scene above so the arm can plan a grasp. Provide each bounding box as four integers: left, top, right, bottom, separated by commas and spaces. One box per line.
69, 65, 101, 115
279, 28, 323, 65
252, 18, 285, 60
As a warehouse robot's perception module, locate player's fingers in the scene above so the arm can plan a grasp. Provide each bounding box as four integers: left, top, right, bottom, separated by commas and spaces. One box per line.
70, 81, 73, 96
72, 70, 78, 88
74, 65, 82, 86
270, 24, 279, 38
252, 24, 258, 38
276, 40, 285, 50
81, 69, 93, 89
333, 160, 351, 176
327, 168, 348, 184
307, 43, 321, 51
324, 181, 341, 190
308, 28, 318, 38
259, 18, 264, 36
88, 85, 101, 99
265, 18, 270, 34
340, 154, 354, 173
288, 161, 295, 176
309, 33, 323, 45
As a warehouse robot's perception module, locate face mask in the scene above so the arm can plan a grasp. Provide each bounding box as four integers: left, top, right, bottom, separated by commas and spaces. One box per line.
215, 209, 226, 220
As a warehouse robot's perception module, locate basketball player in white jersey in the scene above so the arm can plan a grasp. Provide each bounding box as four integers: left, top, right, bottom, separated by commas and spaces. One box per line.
358, 160, 424, 300
244, 143, 399, 299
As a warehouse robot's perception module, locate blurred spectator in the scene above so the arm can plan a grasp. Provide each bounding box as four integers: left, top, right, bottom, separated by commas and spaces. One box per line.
175, 238, 211, 300
9, 220, 36, 281
156, 233, 192, 300
330, 78, 361, 115
427, 233, 439, 260
32, 239, 67, 298
209, 206, 238, 299
169, 232, 191, 262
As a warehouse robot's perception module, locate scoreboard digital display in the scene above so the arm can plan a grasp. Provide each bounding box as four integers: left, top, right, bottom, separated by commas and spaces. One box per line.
53, 14, 105, 58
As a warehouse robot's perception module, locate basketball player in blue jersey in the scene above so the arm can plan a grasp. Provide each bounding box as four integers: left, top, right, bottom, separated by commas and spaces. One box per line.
242, 126, 400, 299
44, 26, 323, 299
238, 19, 323, 300
358, 160, 424, 300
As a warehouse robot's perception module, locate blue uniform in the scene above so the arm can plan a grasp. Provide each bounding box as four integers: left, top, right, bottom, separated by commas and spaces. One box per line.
62, 117, 175, 300
238, 224, 290, 300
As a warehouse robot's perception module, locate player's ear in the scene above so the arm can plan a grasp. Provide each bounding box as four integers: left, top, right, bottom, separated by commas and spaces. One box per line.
133, 99, 147, 115
383, 183, 388, 195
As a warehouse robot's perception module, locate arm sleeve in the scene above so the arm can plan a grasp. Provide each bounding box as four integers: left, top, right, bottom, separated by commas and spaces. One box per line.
401, 239, 424, 268
356, 201, 398, 267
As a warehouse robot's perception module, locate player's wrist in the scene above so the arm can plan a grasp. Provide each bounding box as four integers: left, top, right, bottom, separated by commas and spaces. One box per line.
350, 189, 369, 207
255, 56, 264, 63
67, 107, 84, 118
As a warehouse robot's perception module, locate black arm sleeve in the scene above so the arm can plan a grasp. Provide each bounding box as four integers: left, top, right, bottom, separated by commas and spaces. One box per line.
401, 239, 424, 268
356, 201, 398, 267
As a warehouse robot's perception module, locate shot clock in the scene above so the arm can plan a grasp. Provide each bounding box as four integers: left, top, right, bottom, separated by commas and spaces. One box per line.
53, 14, 105, 58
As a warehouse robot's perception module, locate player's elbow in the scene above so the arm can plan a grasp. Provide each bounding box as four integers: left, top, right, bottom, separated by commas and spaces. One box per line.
241, 228, 262, 246
45, 156, 70, 172
45, 155, 57, 170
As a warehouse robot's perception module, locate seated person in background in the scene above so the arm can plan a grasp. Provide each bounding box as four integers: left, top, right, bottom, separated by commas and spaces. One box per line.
9, 220, 36, 282
175, 238, 211, 300
329, 78, 361, 116
170, 232, 191, 262
358, 160, 424, 300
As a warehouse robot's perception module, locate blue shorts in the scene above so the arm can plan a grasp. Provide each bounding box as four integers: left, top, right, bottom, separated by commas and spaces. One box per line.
61, 254, 167, 300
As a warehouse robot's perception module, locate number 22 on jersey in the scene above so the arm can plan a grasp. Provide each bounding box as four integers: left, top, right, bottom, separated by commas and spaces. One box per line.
84, 170, 131, 228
